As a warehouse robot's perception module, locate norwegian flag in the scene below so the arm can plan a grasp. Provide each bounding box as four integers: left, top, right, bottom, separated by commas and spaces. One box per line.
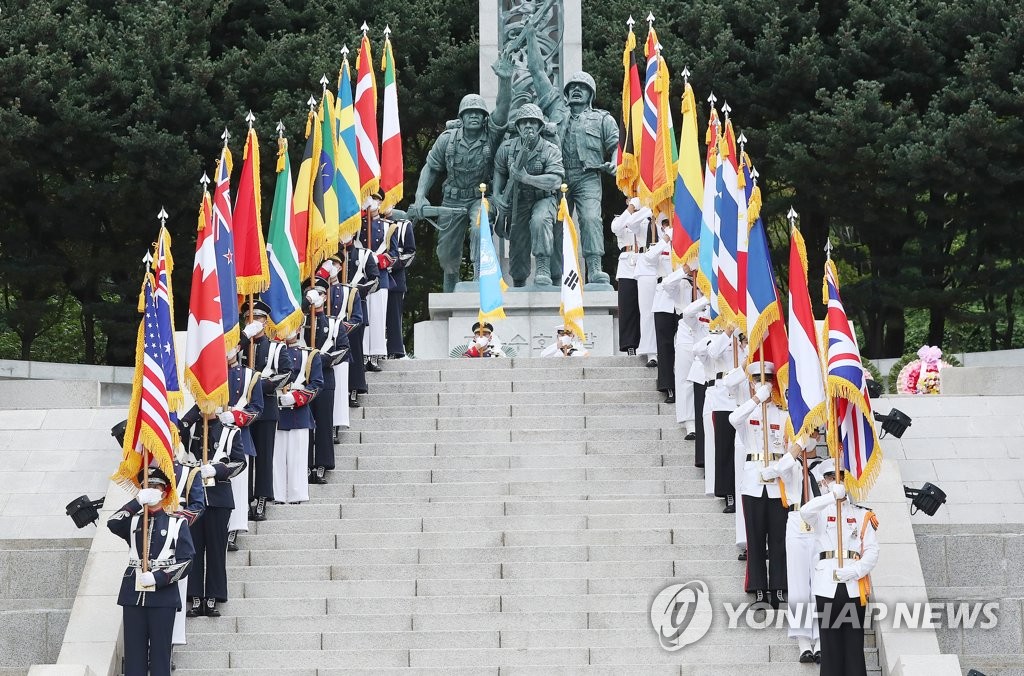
824, 258, 882, 500
184, 190, 229, 414
111, 272, 179, 507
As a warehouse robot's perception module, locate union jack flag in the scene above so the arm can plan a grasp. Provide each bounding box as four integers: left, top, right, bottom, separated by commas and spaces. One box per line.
111, 272, 179, 506
824, 259, 881, 500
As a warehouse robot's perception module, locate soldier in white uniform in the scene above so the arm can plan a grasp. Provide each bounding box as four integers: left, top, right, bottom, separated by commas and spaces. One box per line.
634, 214, 665, 366
730, 361, 788, 606
694, 325, 744, 508
541, 325, 589, 357
610, 197, 650, 356
800, 472, 879, 674
660, 266, 697, 433
681, 296, 711, 453
650, 220, 678, 403
764, 435, 827, 662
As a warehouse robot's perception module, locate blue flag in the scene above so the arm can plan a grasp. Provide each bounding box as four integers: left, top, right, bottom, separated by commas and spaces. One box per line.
477, 197, 505, 323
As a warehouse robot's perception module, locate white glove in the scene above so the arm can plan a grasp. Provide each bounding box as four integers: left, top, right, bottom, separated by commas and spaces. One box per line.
831, 483, 847, 501
279, 392, 296, 407
834, 567, 859, 583
136, 488, 162, 506
138, 571, 156, 587
200, 464, 216, 479
217, 410, 236, 425
755, 384, 774, 403
243, 321, 262, 338
759, 467, 779, 482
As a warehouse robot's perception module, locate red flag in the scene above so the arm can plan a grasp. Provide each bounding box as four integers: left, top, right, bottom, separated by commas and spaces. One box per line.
355, 29, 380, 202
234, 124, 269, 295
184, 190, 229, 414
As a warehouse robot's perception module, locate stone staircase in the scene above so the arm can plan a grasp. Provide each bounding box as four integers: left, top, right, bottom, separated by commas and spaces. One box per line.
175, 356, 881, 675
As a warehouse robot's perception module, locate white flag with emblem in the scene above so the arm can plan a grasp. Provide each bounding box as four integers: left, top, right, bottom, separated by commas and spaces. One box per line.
558, 192, 585, 340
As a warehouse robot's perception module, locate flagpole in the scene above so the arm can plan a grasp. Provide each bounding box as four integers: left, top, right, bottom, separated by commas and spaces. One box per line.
819, 228, 844, 577
141, 449, 150, 575
760, 351, 769, 474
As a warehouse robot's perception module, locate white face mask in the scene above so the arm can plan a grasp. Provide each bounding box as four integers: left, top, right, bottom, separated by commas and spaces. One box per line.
475, 335, 489, 347
558, 335, 572, 347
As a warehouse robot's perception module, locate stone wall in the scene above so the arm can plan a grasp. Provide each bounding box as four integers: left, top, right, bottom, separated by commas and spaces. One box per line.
915, 524, 1024, 676
0, 539, 91, 674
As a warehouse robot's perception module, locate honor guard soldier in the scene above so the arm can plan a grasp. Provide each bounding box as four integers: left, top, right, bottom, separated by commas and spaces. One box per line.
610, 197, 650, 356
222, 340, 263, 551
540, 325, 589, 357
319, 258, 364, 439
274, 325, 324, 504
768, 445, 829, 662
239, 298, 293, 522
681, 295, 711, 453
385, 211, 416, 359
107, 466, 194, 676
650, 219, 678, 403
178, 407, 246, 618
340, 231, 380, 404
635, 214, 667, 366
358, 192, 399, 371
463, 322, 506, 358
171, 453, 205, 650
303, 277, 347, 484
694, 324, 745, 509
800, 468, 880, 674
661, 266, 699, 438
730, 361, 789, 606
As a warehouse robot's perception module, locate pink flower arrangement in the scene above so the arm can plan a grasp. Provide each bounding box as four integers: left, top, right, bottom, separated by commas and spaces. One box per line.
896, 345, 951, 395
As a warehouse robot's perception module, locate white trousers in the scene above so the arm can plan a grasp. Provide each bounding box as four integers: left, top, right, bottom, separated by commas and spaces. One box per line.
785, 513, 820, 642
363, 289, 389, 357
273, 428, 310, 503
333, 362, 350, 429
636, 276, 658, 356
172, 577, 187, 645
674, 335, 695, 428
227, 464, 249, 533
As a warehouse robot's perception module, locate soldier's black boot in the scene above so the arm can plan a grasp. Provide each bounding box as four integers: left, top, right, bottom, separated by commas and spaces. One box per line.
333, 426, 341, 444
254, 497, 268, 522
365, 356, 383, 372
310, 466, 327, 485
204, 598, 220, 617
770, 589, 786, 609
349, 390, 361, 408
723, 494, 736, 513
665, 389, 676, 404
227, 531, 238, 552
186, 596, 203, 617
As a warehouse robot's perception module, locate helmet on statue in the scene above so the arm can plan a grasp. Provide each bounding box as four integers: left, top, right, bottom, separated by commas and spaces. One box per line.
563, 71, 596, 98
458, 94, 489, 117
515, 103, 545, 126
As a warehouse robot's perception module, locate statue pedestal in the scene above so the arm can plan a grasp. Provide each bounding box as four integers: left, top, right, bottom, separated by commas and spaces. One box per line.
413, 290, 619, 358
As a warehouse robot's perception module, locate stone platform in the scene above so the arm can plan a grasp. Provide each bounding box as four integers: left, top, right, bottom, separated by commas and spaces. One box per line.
413, 290, 619, 358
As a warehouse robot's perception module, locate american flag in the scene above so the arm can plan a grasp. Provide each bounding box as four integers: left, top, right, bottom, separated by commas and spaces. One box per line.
111, 273, 178, 502
824, 259, 882, 500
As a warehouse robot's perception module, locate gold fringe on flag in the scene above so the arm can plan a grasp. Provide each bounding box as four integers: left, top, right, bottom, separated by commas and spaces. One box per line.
236, 128, 270, 296
557, 197, 586, 342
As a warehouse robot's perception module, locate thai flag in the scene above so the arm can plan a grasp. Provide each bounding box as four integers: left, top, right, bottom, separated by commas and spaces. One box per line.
824, 259, 882, 499
786, 226, 827, 440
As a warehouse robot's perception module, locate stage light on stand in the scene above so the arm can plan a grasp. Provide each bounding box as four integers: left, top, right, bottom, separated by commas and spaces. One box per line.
66, 495, 105, 529
903, 483, 947, 517
874, 408, 912, 439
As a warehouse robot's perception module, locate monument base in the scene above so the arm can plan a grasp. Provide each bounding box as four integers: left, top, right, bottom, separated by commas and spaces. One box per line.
413, 291, 620, 358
